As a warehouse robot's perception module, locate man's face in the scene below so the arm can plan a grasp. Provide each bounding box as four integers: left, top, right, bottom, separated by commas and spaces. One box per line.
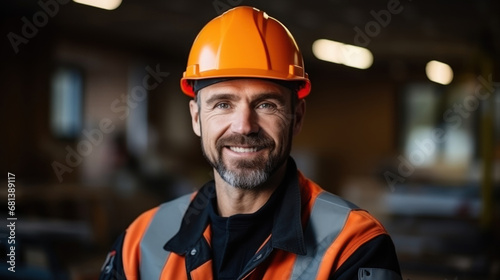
189, 79, 305, 190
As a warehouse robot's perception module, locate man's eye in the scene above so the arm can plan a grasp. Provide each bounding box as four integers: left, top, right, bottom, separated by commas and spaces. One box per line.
257, 103, 276, 110
215, 102, 230, 109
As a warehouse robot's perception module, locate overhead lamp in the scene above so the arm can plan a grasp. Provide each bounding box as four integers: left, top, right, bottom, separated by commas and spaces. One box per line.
73, 0, 122, 10
312, 39, 373, 69
425, 60, 453, 85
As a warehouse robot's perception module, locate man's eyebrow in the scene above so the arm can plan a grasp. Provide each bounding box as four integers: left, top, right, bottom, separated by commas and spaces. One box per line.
203, 91, 287, 105
204, 93, 239, 105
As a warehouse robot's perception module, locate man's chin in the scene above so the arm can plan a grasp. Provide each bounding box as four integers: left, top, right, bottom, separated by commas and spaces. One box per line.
226, 167, 262, 177
218, 168, 268, 190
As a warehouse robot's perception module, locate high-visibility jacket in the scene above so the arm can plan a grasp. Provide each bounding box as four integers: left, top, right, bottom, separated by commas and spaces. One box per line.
99, 161, 402, 280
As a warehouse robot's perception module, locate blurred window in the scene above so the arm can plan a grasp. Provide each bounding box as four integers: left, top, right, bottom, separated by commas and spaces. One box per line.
402, 81, 476, 168
402, 83, 441, 166
50, 66, 83, 139
126, 65, 149, 157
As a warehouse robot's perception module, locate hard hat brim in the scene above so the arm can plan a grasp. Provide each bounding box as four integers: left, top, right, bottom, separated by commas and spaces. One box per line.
180, 69, 310, 99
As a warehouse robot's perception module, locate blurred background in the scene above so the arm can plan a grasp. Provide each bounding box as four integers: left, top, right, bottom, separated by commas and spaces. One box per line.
1, 0, 500, 279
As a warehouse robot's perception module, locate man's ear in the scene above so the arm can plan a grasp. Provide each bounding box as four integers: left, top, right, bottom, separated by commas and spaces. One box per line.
189, 99, 201, 137
293, 99, 306, 136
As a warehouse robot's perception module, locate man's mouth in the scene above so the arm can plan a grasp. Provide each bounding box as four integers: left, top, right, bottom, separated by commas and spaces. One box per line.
227, 146, 259, 153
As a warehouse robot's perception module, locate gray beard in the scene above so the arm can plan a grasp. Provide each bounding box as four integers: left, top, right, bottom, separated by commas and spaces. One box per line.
216, 164, 269, 190
211, 153, 274, 190
201, 136, 290, 190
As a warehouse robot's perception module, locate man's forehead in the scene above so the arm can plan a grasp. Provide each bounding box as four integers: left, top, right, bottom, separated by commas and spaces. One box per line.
198, 79, 291, 100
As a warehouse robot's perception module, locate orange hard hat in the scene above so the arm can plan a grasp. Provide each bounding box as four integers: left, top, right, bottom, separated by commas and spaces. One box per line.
180, 6, 311, 99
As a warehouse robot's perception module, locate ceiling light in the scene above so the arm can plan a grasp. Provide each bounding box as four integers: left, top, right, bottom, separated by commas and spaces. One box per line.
425, 60, 453, 85
312, 39, 373, 69
73, 0, 122, 10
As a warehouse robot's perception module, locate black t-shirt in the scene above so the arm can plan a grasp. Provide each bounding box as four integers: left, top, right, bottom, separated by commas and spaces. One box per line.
208, 184, 285, 280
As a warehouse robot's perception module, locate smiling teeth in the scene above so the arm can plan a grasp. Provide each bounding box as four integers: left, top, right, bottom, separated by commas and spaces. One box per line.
229, 147, 258, 153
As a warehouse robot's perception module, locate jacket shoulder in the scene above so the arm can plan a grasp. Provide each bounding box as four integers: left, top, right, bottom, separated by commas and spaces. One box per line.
127, 193, 194, 232
294, 174, 390, 278
119, 193, 194, 279
298, 171, 388, 251
315, 191, 360, 211
310, 189, 387, 239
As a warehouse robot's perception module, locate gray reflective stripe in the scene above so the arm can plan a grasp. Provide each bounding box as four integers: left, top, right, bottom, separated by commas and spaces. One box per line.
291, 192, 358, 280
358, 268, 402, 280
139, 194, 191, 280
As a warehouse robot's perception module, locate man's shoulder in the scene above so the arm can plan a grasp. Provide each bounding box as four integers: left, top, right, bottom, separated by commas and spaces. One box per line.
297, 171, 359, 212
161, 192, 194, 209
311, 190, 388, 239
298, 172, 384, 230
304, 189, 389, 257
127, 192, 194, 231
313, 191, 360, 211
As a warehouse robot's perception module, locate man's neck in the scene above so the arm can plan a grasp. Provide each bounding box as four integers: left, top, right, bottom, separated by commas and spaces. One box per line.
213, 162, 287, 217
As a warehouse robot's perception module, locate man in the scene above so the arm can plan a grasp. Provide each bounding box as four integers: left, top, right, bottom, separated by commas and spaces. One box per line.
99, 6, 402, 280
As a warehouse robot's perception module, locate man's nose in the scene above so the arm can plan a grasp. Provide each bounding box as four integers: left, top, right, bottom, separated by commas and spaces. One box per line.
231, 105, 259, 135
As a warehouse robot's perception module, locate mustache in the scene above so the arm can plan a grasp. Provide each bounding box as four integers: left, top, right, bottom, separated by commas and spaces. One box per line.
216, 134, 274, 150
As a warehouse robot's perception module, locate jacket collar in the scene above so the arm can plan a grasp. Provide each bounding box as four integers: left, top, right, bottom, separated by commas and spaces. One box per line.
164, 157, 306, 256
